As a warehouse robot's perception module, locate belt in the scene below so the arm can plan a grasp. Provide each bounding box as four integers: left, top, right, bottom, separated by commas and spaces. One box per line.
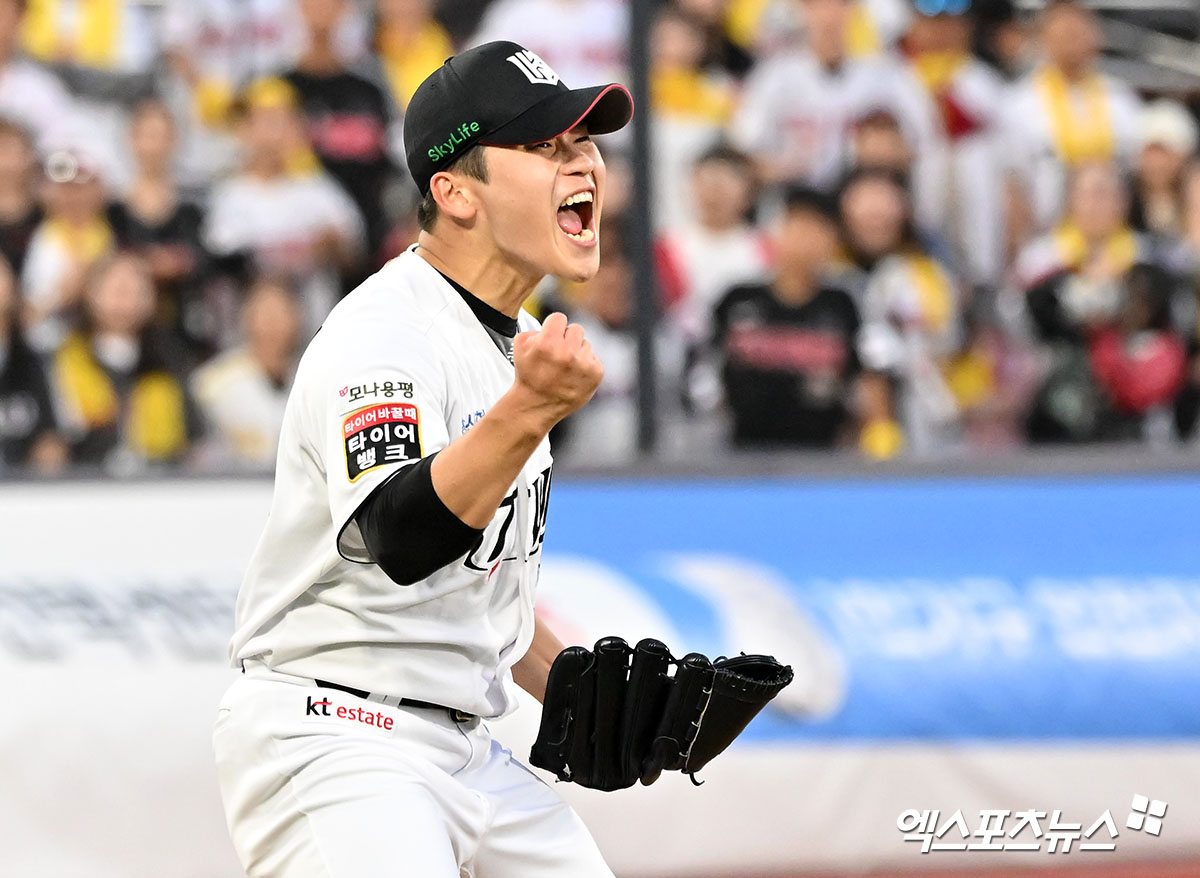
239, 659, 476, 724
315, 678, 477, 724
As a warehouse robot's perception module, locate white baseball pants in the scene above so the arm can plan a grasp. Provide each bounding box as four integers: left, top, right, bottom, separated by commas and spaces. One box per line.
213, 670, 614, 878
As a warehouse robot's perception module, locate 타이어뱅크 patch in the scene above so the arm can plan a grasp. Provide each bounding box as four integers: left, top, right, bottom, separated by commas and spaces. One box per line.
343, 403, 422, 481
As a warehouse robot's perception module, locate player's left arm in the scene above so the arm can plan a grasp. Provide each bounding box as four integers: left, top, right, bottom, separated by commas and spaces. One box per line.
512, 614, 566, 704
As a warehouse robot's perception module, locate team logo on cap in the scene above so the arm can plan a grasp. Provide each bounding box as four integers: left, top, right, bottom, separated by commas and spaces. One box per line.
507, 50, 560, 85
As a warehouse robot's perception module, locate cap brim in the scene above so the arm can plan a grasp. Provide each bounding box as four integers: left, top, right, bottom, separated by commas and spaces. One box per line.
481, 83, 633, 146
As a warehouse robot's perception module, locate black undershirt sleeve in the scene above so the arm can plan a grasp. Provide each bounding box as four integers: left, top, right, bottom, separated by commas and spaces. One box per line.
355, 453, 484, 586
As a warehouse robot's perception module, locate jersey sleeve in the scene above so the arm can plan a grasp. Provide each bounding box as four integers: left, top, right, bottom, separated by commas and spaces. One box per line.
318, 324, 452, 562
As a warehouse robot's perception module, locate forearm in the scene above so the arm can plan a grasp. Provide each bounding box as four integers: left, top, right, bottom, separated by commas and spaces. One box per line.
430, 386, 558, 528
513, 615, 566, 704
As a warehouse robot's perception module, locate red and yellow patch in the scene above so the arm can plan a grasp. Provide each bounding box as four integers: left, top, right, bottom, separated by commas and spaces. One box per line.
343, 402, 422, 481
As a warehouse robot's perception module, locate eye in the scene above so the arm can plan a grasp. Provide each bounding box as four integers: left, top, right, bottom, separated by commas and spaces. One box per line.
526, 141, 554, 151
575, 135, 592, 144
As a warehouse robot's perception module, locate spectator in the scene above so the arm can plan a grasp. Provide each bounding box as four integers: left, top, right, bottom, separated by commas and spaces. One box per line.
671, 0, 756, 78
374, 0, 455, 109
53, 253, 194, 469
470, 0, 628, 87
972, 0, 1033, 80
286, 0, 403, 265
1089, 264, 1186, 433
192, 276, 301, 469
203, 77, 365, 337
848, 108, 912, 176
906, 2, 1008, 289
1014, 161, 1146, 313
160, 0, 369, 185
18, 0, 160, 188
1130, 100, 1198, 241
22, 148, 114, 353
732, 0, 947, 234
657, 146, 771, 347
0, 119, 43, 277
1026, 262, 1185, 444
0, 0, 82, 155
712, 187, 862, 448
108, 98, 208, 358
1002, 0, 1142, 236
839, 168, 961, 456
555, 234, 640, 465
649, 5, 736, 232
0, 252, 65, 472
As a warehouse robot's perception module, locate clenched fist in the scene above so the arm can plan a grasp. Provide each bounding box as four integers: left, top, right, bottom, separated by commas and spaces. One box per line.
512, 312, 604, 426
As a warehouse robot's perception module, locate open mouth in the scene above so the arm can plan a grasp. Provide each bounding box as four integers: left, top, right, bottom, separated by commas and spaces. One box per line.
556, 191, 596, 244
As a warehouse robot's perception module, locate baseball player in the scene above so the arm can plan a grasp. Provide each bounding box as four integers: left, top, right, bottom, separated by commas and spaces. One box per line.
213, 41, 632, 878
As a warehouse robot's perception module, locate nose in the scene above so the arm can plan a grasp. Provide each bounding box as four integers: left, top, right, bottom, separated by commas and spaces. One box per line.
560, 135, 595, 176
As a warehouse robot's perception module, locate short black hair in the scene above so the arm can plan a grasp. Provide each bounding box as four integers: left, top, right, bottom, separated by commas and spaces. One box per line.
416, 146, 489, 233
693, 143, 755, 176
783, 185, 838, 223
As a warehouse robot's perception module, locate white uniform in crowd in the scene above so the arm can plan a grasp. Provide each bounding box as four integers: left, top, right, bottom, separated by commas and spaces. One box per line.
929, 55, 1010, 288
191, 348, 292, 468
202, 171, 364, 335
470, 0, 628, 88
732, 47, 948, 233
214, 248, 608, 877
0, 56, 83, 155
1002, 66, 1143, 233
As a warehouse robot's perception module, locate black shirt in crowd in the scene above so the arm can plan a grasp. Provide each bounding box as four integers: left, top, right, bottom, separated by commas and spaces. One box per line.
284, 67, 397, 259
0, 332, 58, 468
713, 282, 862, 448
108, 199, 209, 355
0, 204, 43, 276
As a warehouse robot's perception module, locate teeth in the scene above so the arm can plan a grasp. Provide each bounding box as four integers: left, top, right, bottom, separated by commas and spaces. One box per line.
559, 191, 594, 208
564, 228, 595, 242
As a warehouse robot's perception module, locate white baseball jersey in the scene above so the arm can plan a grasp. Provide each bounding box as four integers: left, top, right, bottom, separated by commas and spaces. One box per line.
732, 48, 947, 231
230, 247, 553, 719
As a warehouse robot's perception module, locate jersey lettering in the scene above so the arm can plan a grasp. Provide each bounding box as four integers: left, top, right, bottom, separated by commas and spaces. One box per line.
465, 488, 519, 572
528, 465, 552, 557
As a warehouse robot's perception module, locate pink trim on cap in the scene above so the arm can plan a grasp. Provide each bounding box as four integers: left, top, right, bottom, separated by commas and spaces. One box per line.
551, 83, 634, 140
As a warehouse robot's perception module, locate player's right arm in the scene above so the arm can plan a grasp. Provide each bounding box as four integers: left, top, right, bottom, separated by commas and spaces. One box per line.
338, 310, 600, 586
429, 312, 601, 528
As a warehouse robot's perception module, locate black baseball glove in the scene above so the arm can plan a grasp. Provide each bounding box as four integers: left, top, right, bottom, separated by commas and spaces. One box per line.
529, 636, 793, 790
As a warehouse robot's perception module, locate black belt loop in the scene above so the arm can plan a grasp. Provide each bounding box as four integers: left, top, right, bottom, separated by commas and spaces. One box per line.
314, 679, 476, 723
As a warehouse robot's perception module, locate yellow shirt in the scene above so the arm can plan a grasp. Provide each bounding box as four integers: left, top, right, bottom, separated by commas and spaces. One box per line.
378, 21, 454, 109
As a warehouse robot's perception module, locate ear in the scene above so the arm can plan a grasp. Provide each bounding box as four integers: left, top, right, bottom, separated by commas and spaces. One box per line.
429, 171, 480, 223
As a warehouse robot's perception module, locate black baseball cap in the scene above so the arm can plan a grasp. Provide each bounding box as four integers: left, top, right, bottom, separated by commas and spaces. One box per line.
403, 41, 634, 196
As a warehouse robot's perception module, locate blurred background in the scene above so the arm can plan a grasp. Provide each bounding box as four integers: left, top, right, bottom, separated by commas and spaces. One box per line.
1, 0, 1199, 876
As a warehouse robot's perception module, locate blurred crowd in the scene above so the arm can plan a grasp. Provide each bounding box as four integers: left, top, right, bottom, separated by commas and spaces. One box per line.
2, 0, 1200, 476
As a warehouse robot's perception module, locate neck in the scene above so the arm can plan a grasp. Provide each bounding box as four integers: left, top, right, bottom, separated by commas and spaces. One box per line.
299, 36, 340, 74
772, 268, 817, 305
381, 20, 421, 44
135, 165, 171, 186
252, 344, 291, 383
812, 43, 845, 71
415, 233, 540, 318
58, 212, 97, 229
247, 156, 285, 180
1055, 60, 1090, 83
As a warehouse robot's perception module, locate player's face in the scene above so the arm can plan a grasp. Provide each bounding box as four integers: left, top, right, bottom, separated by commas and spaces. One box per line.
476, 126, 606, 283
